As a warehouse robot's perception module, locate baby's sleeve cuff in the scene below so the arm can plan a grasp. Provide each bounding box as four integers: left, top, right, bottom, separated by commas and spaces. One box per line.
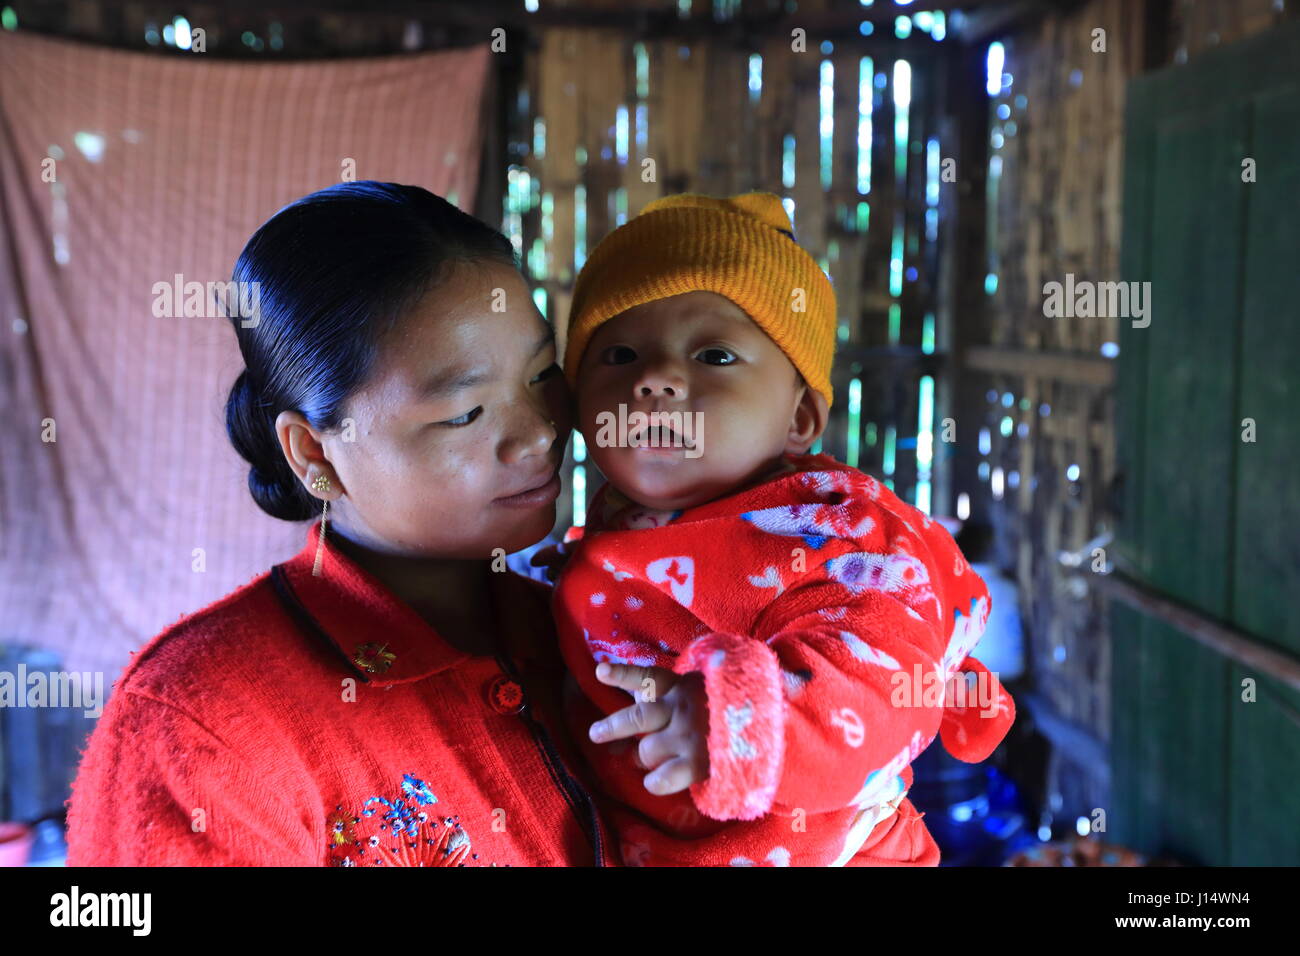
938, 655, 1017, 762
673, 632, 786, 821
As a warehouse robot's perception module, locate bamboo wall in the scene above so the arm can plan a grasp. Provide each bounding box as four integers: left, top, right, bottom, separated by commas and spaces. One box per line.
508, 1, 956, 532
977, 0, 1294, 836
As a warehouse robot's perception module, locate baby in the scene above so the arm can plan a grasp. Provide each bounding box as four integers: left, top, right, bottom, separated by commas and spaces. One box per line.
552, 192, 1015, 866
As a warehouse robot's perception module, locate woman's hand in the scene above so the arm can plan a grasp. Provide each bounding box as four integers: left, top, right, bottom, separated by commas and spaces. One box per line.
588, 662, 710, 796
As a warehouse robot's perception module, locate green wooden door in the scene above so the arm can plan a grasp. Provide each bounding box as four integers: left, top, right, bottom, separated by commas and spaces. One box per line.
1113, 20, 1300, 866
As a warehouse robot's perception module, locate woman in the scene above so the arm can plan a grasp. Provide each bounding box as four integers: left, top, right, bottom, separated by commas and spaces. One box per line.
66, 182, 646, 866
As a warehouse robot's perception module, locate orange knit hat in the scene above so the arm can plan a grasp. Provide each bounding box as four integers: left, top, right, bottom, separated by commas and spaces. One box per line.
563, 192, 837, 407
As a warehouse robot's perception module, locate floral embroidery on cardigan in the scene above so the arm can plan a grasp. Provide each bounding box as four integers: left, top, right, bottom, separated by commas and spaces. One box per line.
353, 642, 397, 674
328, 773, 500, 867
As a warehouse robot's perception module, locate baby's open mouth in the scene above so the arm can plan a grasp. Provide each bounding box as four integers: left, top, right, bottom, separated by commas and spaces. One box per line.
630, 423, 694, 449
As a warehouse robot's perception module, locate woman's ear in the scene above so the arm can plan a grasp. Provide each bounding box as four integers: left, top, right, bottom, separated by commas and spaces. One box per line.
784, 385, 829, 455
275, 410, 344, 500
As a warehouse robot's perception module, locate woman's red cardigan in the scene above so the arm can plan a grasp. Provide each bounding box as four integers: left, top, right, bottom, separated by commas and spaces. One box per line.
65, 522, 616, 866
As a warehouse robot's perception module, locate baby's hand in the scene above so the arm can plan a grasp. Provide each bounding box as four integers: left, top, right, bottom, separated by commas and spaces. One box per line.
588, 662, 710, 797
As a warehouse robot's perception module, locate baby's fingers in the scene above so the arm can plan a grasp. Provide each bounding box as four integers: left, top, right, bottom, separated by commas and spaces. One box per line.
589, 698, 672, 743
643, 756, 699, 796
595, 662, 677, 702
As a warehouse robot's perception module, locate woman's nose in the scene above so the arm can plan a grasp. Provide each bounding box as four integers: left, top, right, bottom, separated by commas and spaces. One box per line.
633, 363, 688, 401
502, 408, 558, 464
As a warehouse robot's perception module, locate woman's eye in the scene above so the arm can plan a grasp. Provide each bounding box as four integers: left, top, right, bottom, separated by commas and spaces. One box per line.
439, 407, 482, 427
600, 345, 638, 365
696, 347, 737, 366
530, 362, 561, 385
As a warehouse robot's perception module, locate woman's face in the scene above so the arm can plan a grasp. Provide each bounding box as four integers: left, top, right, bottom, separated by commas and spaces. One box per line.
320, 259, 572, 559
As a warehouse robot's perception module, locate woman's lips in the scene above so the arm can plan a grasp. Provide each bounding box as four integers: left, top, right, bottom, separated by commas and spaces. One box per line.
493, 470, 562, 508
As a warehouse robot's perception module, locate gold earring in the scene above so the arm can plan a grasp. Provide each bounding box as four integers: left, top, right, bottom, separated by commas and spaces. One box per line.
311, 474, 331, 577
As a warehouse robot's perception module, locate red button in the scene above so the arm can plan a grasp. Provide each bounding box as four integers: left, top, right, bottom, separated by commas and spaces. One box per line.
487, 675, 525, 715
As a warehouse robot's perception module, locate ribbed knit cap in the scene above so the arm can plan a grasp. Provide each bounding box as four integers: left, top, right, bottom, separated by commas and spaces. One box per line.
563, 192, 837, 407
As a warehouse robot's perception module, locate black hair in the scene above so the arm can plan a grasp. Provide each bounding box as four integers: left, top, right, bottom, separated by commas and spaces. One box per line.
224, 181, 517, 521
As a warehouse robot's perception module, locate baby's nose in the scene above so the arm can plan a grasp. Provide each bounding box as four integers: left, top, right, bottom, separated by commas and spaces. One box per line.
633, 367, 687, 399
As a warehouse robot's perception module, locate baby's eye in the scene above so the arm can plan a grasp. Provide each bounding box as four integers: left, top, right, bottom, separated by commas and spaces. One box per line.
530, 363, 561, 385
695, 347, 737, 366
439, 407, 482, 427
600, 345, 638, 365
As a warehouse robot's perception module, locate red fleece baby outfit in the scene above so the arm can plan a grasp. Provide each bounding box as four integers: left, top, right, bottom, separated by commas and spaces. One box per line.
554, 452, 1015, 866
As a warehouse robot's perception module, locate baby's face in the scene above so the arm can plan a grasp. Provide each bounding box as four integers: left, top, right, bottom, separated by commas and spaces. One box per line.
574, 291, 821, 511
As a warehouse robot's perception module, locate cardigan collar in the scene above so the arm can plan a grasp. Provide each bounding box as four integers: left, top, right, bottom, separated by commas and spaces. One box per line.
272, 520, 532, 687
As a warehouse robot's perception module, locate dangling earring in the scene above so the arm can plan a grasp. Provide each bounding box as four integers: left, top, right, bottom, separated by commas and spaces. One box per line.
311, 474, 331, 577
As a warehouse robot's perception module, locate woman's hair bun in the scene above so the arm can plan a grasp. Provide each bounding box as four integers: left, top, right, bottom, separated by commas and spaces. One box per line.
225, 370, 318, 521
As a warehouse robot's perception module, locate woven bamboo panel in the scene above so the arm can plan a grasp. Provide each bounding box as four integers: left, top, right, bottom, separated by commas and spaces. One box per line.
519, 0, 945, 517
